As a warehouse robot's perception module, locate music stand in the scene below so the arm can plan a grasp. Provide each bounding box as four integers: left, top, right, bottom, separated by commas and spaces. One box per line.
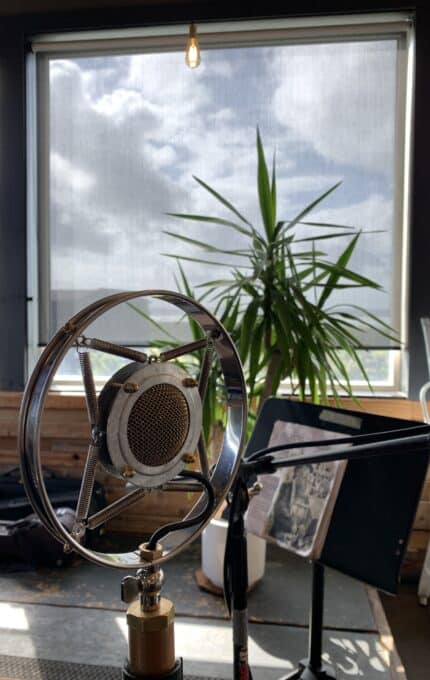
224, 398, 430, 680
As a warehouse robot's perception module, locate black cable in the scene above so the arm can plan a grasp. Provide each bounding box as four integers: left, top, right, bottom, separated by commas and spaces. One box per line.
146, 469, 215, 550
246, 423, 430, 462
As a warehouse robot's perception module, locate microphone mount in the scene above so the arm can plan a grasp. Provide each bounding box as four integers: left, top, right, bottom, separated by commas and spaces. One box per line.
18, 289, 247, 680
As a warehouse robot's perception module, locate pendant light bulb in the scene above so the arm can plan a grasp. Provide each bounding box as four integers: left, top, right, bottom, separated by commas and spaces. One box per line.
186, 22, 201, 69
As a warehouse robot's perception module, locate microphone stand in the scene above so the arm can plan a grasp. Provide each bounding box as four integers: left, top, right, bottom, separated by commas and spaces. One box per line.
120, 471, 215, 680
224, 472, 252, 680
225, 430, 430, 680
281, 561, 335, 680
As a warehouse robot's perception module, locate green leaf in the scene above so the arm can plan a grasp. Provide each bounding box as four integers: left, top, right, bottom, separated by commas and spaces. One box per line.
166, 212, 254, 238
317, 233, 360, 308
192, 175, 253, 226
162, 254, 250, 269
277, 182, 342, 238
257, 128, 275, 239
222, 296, 241, 330
175, 261, 194, 298
333, 304, 399, 341
271, 149, 277, 226
298, 220, 356, 230
163, 232, 251, 258
314, 258, 383, 289
239, 298, 260, 363
126, 302, 177, 341
294, 231, 360, 243
249, 322, 264, 390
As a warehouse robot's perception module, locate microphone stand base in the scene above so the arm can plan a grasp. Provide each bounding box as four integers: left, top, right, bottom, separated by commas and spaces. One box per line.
122, 658, 183, 680
280, 659, 336, 680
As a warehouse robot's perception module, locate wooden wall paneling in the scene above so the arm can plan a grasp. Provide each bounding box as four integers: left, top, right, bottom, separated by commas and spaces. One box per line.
0, 393, 428, 564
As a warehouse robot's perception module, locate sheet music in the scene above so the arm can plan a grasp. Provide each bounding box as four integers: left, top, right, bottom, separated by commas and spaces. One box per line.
245, 420, 349, 560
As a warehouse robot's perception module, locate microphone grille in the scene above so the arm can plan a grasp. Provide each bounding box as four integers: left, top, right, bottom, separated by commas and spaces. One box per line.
127, 383, 191, 467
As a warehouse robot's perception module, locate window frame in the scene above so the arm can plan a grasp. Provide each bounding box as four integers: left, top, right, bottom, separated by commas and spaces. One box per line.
26, 12, 415, 395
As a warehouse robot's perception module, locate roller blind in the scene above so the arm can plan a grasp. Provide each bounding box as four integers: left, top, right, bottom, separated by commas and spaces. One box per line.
31, 14, 412, 350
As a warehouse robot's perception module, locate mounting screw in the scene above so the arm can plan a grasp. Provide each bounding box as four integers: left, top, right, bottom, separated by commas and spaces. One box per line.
121, 465, 136, 478
123, 382, 139, 393
72, 522, 86, 541
182, 377, 198, 388
63, 321, 77, 334
182, 453, 196, 465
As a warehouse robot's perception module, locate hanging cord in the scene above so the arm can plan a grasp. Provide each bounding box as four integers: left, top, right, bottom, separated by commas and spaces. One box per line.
146, 469, 215, 550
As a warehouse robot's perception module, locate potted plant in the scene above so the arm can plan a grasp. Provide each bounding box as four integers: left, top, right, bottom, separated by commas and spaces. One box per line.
163, 129, 396, 589
165, 129, 395, 414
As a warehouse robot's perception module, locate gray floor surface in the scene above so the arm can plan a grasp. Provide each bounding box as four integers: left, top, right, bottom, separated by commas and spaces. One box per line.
381, 584, 430, 680
0, 602, 394, 680
0, 544, 397, 680
0, 544, 376, 630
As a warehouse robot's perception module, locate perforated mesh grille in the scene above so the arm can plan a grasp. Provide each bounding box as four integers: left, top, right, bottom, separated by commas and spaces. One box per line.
127, 383, 190, 467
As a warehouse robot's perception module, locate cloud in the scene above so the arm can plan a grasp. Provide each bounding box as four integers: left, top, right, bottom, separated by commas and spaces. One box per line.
92, 88, 157, 123
48, 54, 271, 294
209, 107, 235, 123
51, 152, 96, 192
204, 59, 236, 79
49, 58, 186, 287
272, 40, 397, 173
46, 43, 396, 333
275, 173, 342, 217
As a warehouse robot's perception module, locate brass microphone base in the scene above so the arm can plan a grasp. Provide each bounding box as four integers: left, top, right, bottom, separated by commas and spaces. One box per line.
127, 597, 175, 677
122, 658, 183, 680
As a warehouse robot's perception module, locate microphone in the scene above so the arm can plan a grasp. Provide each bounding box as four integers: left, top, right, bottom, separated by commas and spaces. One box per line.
98, 361, 202, 489
18, 289, 247, 680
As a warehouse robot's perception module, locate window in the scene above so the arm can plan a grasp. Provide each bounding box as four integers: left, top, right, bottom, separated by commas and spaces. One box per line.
27, 13, 414, 392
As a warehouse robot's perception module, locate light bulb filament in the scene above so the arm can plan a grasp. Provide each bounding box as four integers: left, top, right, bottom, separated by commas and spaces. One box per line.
186, 23, 201, 69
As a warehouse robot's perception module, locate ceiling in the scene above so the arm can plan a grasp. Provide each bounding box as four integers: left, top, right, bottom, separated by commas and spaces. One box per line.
0, 0, 191, 16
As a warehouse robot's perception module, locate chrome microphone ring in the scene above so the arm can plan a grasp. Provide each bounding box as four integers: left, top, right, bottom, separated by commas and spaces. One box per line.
18, 290, 247, 569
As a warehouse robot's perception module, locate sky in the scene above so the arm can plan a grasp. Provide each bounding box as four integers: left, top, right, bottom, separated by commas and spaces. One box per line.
46, 37, 399, 339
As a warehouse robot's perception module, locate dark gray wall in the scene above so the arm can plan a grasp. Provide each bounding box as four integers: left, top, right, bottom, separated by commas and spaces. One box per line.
0, 27, 27, 390
0, 0, 428, 395
408, 6, 430, 396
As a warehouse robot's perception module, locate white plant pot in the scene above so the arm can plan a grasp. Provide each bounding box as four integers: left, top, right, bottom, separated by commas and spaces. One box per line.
201, 517, 266, 589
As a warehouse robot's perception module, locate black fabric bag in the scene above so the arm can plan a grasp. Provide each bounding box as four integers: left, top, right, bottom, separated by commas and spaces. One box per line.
0, 468, 106, 568
0, 507, 76, 567
0, 467, 105, 521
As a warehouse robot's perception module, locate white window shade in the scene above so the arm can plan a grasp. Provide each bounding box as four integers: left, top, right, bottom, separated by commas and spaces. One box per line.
32, 15, 412, 354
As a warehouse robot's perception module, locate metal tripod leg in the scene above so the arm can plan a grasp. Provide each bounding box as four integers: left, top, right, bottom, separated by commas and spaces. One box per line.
281, 563, 336, 680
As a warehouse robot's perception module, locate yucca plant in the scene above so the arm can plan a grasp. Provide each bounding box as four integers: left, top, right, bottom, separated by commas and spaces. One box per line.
164, 129, 396, 414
